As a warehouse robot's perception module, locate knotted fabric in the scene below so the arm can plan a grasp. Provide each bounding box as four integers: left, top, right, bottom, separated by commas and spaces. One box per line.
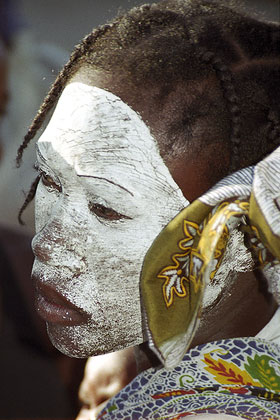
141, 147, 280, 369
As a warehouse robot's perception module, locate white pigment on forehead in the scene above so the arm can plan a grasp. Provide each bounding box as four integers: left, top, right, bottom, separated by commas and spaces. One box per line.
38, 82, 182, 201
38, 82, 188, 224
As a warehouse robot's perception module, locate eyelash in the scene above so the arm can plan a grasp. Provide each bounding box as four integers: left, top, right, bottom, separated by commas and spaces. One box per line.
34, 163, 130, 222
88, 202, 131, 221
35, 163, 62, 193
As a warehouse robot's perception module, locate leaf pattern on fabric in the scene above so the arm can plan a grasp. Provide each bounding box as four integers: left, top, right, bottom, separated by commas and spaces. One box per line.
245, 354, 280, 392
158, 220, 200, 307
203, 352, 262, 387
97, 338, 280, 420
158, 205, 230, 308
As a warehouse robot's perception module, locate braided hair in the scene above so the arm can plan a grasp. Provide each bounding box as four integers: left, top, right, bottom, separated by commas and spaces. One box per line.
17, 0, 280, 223
16, 24, 113, 167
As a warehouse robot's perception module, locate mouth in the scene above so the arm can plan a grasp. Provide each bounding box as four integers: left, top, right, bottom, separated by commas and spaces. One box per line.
33, 275, 90, 326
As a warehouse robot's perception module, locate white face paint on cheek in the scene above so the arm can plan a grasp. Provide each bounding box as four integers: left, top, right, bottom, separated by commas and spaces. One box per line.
32, 82, 189, 357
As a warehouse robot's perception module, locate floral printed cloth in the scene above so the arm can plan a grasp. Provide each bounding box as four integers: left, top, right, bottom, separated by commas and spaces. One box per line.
97, 338, 280, 419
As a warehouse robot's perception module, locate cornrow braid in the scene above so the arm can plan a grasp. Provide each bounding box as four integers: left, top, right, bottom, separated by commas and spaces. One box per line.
18, 175, 40, 225
199, 49, 241, 172
16, 24, 116, 224
16, 24, 113, 167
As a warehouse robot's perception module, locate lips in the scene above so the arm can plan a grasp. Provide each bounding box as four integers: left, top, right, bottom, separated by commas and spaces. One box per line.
33, 275, 89, 326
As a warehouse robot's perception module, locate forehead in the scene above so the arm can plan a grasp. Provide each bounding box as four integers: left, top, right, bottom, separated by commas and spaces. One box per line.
38, 82, 161, 170
37, 82, 185, 197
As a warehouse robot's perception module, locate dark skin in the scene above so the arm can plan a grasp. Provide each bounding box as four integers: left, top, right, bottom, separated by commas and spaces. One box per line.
74, 67, 277, 416
71, 67, 277, 352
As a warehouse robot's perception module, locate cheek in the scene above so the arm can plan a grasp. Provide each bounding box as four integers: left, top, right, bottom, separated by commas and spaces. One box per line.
84, 221, 147, 286
83, 214, 170, 299
33, 182, 184, 305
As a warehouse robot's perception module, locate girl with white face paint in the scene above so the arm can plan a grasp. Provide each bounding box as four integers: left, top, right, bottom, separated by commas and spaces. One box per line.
32, 81, 188, 357
31, 73, 276, 360
16, 0, 280, 418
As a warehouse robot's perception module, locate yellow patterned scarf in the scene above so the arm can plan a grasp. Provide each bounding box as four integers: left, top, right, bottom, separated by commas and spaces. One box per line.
141, 147, 280, 369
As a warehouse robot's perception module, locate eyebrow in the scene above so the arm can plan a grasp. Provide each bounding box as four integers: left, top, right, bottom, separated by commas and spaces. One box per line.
77, 174, 134, 197
36, 145, 134, 197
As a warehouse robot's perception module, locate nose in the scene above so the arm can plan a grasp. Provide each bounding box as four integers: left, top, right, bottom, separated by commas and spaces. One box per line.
32, 219, 63, 263
32, 210, 87, 275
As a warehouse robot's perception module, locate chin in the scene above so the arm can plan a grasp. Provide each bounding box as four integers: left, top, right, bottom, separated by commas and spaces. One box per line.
46, 320, 143, 358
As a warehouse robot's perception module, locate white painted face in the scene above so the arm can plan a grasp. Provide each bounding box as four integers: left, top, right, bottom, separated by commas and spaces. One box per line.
32, 82, 188, 357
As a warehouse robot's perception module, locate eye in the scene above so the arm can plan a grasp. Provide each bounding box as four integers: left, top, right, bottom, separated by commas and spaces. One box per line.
88, 202, 131, 221
37, 167, 61, 193
42, 172, 61, 191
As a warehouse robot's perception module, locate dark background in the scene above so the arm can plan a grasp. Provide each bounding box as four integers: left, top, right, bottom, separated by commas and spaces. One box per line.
22, 0, 279, 53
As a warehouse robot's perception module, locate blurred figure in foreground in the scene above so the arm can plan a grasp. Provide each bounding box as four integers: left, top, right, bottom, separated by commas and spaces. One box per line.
77, 348, 137, 420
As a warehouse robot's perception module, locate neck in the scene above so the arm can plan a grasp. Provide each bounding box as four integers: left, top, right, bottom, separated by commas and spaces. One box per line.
191, 269, 277, 348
